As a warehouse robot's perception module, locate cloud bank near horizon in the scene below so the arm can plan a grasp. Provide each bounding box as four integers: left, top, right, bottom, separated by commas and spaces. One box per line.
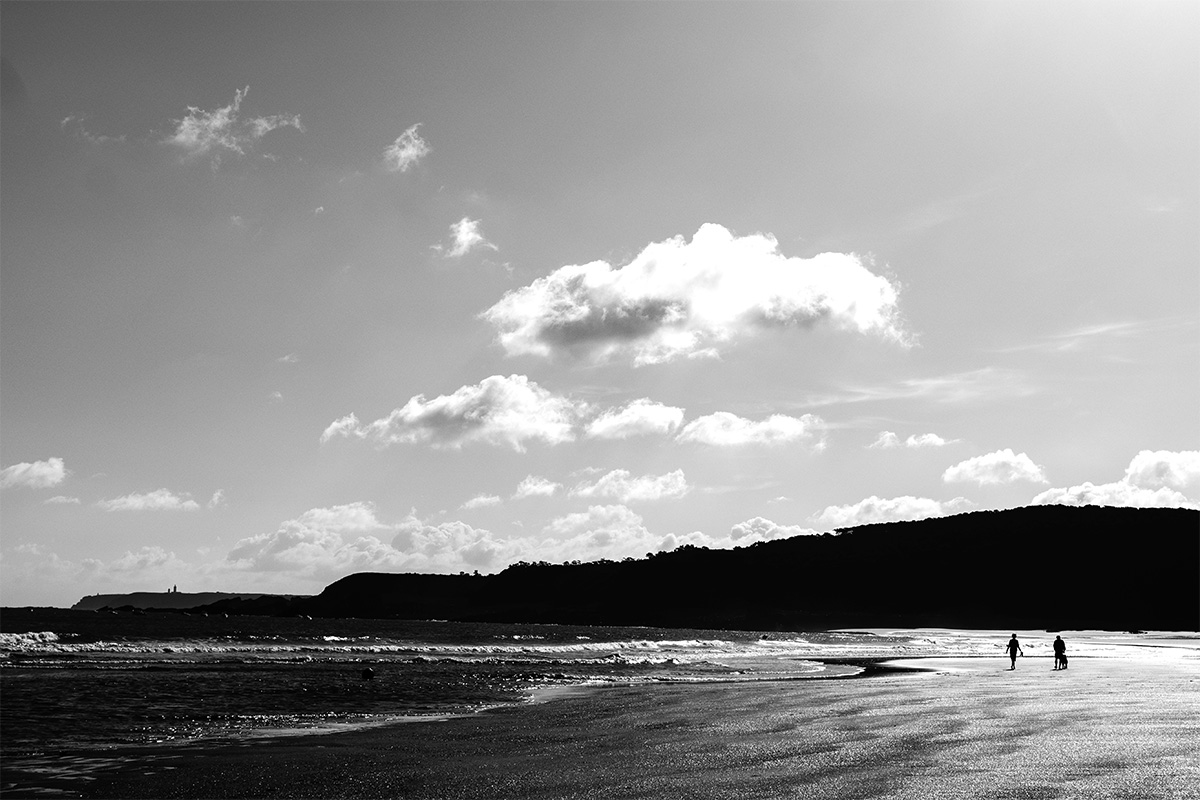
1033, 450, 1200, 509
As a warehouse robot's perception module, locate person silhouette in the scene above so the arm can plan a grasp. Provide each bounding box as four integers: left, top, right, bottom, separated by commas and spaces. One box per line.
1005, 634, 1024, 669
1053, 635, 1067, 670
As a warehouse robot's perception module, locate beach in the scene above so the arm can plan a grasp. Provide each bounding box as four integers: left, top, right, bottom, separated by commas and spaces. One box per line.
52, 633, 1199, 799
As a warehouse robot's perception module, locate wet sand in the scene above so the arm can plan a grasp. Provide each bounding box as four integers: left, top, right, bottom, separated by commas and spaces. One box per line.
15, 634, 1200, 799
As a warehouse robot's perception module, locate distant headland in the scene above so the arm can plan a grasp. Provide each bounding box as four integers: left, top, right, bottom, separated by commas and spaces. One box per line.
71, 591, 289, 612
71, 506, 1199, 631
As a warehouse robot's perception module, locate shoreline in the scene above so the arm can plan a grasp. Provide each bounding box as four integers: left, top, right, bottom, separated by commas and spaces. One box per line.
5, 642, 1197, 799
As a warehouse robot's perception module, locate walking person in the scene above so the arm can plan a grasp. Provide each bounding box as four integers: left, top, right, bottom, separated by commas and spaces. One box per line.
1005, 634, 1024, 670
1053, 635, 1067, 670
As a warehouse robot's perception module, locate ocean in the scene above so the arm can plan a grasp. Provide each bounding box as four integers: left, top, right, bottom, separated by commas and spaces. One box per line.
0, 608, 1032, 795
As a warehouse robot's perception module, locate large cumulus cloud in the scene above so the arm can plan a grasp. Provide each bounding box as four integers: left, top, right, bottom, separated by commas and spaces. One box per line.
482, 223, 907, 366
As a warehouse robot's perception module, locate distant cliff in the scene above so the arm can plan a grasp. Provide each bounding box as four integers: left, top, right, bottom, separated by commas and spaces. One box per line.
72, 591, 284, 611
174, 506, 1198, 631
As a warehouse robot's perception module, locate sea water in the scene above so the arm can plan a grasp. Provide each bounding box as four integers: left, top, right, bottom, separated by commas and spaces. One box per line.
0, 608, 1034, 793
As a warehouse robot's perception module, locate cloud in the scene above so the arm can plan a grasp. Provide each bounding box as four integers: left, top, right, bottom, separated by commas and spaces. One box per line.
584, 399, 685, 439
1031, 482, 1195, 509
481, 223, 907, 366
97, 489, 201, 512
539, 504, 670, 561
61, 114, 125, 145
676, 412, 825, 447
208, 490, 227, 509
228, 501, 404, 577
390, 516, 518, 570
227, 503, 525, 578
165, 86, 302, 166
277, 353, 299, 364
434, 217, 498, 258
868, 431, 956, 449
1122, 449, 1200, 495
569, 469, 689, 503
1032, 450, 1200, 509
321, 374, 582, 452
44, 495, 81, 505
994, 317, 1198, 355
814, 495, 977, 527
461, 494, 502, 510
806, 368, 1035, 409
1, 457, 68, 489
654, 519, 821, 554
383, 123, 430, 173
104, 546, 186, 574
942, 449, 1048, 486
512, 475, 561, 499
729, 516, 820, 541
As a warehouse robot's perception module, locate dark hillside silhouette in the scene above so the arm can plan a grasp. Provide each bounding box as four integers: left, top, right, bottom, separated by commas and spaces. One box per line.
196, 506, 1198, 630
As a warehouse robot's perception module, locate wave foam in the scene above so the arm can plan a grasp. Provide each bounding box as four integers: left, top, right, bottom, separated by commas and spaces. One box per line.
0, 631, 61, 650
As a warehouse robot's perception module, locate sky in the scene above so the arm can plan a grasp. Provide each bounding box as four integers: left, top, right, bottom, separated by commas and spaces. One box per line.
2, 1, 1197, 607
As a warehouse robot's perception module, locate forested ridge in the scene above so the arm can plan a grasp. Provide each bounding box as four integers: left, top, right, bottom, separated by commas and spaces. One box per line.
293, 506, 1199, 630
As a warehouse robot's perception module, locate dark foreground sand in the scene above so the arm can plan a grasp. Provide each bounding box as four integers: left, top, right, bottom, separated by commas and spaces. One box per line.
16, 636, 1200, 799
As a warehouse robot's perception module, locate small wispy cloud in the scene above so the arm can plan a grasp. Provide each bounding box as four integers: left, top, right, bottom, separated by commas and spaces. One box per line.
44, 495, 81, 505
432, 217, 498, 258
164, 86, 302, 168
461, 494, 502, 510
383, 123, 430, 173
512, 475, 561, 500
97, 489, 201, 512
992, 317, 1198, 355
808, 368, 1036, 408
569, 469, 689, 503
61, 114, 126, 145
677, 412, 825, 447
868, 431, 957, 449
